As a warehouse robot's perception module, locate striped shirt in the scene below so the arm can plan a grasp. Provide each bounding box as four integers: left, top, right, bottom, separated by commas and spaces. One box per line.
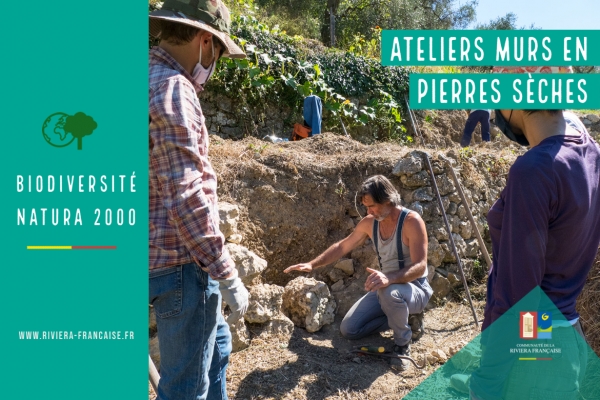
149, 47, 234, 279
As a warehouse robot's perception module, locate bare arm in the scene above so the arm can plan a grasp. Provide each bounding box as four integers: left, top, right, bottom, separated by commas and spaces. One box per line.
365, 212, 428, 291
284, 217, 373, 273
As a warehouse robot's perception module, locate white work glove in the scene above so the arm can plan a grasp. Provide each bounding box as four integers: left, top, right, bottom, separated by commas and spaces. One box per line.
218, 272, 249, 325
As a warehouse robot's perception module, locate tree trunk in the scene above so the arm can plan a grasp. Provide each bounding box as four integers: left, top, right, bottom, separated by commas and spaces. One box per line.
321, 0, 341, 46
321, 8, 332, 46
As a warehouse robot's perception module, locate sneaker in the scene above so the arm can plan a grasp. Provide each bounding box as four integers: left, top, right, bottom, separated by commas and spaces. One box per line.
390, 344, 411, 371
409, 312, 425, 342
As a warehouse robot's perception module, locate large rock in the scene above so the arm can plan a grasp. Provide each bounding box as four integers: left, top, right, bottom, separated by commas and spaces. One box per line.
427, 236, 446, 268
440, 196, 451, 212
452, 233, 467, 257
429, 220, 449, 241
331, 280, 345, 292
464, 238, 479, 258
435, 175, 456, 196
244, 284, 284, 324
442, 234, 467, 262
401, 170, 430, 188
334, 258, 354, 275
430, 159, 446, 175
422, 201, 441, 222
449, 260, 474, 282
218, 202, 240, 239
225, 243, 267, 285
459, 221, 472, 240
457, 204, 467, 220
413, 187, 434, 202
449, 215, 461, 233
230, 318, 251, 352
587, 114, 600, 123
447, 271, 464, 287
328, 267, 346, 283
257, 314, 295, 342
282, 277, 336, 333
430, 272, 451, 300
448, 191, 461, 203
392, 151, 423, 176
447, 202, 458, 215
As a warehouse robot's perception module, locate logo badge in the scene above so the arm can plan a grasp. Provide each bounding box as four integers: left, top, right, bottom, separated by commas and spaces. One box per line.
42, 112, 97, 150
520, 311, 552, 339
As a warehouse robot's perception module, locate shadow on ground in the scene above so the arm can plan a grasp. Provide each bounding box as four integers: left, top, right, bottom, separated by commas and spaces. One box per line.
233, 317, 408, 399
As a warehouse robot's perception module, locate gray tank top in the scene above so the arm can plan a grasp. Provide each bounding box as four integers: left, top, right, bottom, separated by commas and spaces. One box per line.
375, 210, 428, 278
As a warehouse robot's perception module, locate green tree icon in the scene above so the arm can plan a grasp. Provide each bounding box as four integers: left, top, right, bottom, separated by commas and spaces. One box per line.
63, 112, 98, 150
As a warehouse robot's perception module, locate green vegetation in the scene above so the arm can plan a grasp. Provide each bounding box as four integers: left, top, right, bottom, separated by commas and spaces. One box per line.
150, 0, 597, 142
239, 0, 478, 47
208, 0, 411, 141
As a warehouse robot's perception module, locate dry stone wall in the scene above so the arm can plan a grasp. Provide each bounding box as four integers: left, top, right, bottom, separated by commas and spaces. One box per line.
391, 149, 498, 300
200, 91, 293, 140
210, 135, 517, 313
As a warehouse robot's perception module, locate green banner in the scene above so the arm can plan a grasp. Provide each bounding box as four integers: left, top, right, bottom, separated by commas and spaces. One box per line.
409, 73, 600, 109
405, 287, 600, 399
2, 1, 148, 399
382, 30, 600, 66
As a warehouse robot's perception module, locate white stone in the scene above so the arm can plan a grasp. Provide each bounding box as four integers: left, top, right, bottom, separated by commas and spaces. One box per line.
225, 243, 268, 285
282, 277, 336, 333
427, 236, 446, 267
258, 314, 294, 342
230, 318, 251, 352
459, 221, 472, 239
244, 284, 284, 324
227, 233, 243, 244
432, 349, 447, 362
334, 258, 354, 275
430, 272, 451, 300
218, 202, 240, 238
392, 152, 423, 176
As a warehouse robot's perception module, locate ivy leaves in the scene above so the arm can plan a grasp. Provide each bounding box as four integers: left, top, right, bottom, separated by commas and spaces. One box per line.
207, 2, 410, 142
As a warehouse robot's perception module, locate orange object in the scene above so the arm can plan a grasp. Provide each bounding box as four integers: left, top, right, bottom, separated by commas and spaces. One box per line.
292, 123, 311, 141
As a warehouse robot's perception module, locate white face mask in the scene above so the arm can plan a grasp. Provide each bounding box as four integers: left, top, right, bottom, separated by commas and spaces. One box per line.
192, 39, 216, 86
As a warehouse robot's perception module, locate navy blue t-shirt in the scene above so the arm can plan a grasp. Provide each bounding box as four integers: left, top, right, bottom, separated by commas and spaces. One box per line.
483, 114, 600, 330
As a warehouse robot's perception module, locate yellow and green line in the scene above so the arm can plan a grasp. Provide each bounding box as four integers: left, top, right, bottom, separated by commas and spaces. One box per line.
27, 246, 117, 250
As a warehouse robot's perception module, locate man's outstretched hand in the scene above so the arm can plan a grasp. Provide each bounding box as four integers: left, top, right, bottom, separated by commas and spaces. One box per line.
365, 267, 390, 292
284, 263, 313, 273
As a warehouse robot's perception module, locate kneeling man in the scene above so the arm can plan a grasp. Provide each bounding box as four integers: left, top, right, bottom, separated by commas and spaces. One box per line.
285, 175, 433, 370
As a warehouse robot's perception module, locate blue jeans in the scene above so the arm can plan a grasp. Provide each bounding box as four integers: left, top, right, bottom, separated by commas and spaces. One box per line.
340, 278, 432, 346
461, 110, 491, 147
149, 263, 231, 400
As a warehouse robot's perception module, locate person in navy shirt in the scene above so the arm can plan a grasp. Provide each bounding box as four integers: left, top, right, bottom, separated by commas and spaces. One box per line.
470, 100, 600, 399
483, 108, 600, 331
